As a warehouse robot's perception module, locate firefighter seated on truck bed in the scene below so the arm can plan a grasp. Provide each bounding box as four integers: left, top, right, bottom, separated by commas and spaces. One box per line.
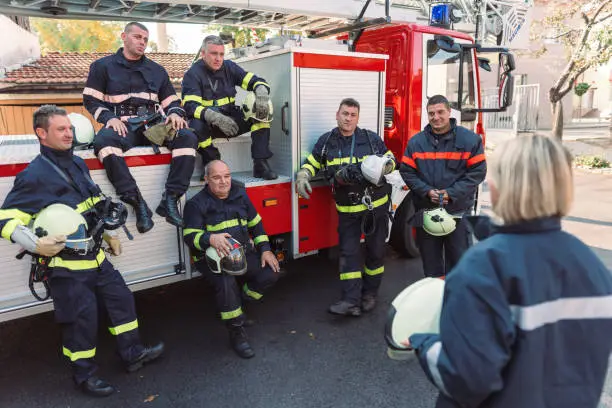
183, 160, 280, 359
0, 105, 164, 398
295, 98, 397, 317
181, 35, 277, 180
84, 22, 199, 234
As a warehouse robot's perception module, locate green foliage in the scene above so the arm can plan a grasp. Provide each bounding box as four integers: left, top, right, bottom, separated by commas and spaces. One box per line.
574, 154, 611, 168
206, 25, 270, 48
574, 82, 591, 96
31, 18, 123, 53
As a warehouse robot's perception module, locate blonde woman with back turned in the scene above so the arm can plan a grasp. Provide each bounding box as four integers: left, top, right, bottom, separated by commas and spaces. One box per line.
405, 134, 612, 408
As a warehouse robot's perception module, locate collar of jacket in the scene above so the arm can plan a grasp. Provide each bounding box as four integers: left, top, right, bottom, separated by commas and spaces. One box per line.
197, 59, 224, 76
424, 117, 458, 140
203, 181, 242, 203
495, 216, 562, 234
114, 47, 147, 67
332, 127, 369, 145
40, 144, 74, 169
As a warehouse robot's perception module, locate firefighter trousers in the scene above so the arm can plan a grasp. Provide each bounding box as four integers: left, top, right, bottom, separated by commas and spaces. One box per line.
93, 127, 197, 196
48, 254, 144, 384
415, 216, 472, 278
189, 106, 273, 167
196, 250, 278, 327
337, 208, 389, 305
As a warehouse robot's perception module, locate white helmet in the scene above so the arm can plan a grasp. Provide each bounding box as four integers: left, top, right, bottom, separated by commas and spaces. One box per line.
205, 237, 247, 276
361, 155, 393, 187
67, 112, 95, 149
242, 91, 273, 123
32, 203, 93, 256
423, 207, 457, 236
385, 277, 445, 360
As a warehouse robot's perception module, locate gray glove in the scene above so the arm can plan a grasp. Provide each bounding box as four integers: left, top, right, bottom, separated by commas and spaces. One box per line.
295, 169, 313, 199
11, 225, 66, 256
254, 85, 270, 119
204, 109, 239, 137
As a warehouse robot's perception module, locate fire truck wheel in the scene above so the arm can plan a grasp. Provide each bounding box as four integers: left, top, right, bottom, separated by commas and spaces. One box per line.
390, 194, 420, 258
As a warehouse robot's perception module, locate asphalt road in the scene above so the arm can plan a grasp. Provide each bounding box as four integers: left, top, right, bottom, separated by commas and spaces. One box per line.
0, 248, 438, 408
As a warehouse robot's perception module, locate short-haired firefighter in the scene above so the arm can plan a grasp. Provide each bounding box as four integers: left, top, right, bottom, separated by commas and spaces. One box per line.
295, 98, 396, 316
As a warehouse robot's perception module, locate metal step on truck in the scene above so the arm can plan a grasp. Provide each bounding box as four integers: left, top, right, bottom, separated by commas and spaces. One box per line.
0, 1, 520, 322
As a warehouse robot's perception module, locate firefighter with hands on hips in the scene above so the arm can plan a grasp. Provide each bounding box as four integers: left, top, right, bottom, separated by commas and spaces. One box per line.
399, 94, 486, 278
0, 105, 164, 398
181, 35, 277, 180
84, 22, 199, 233
403, 135, 612, 408
295, 98, 396, 317
183, 160, 280, 359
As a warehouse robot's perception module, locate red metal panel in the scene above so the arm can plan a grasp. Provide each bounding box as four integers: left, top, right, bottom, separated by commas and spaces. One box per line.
293, 52, 386, 72
298, 186, 338, 253
245, 182, 292, 237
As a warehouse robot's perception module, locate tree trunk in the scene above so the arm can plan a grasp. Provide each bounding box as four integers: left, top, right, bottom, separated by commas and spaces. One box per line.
551, 100, 564, 140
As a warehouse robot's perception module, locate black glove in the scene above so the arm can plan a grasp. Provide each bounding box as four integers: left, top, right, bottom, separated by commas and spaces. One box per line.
334, 164, 365, 186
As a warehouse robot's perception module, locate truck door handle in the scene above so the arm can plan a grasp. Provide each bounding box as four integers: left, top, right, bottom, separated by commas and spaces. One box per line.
281, 102, 289, 135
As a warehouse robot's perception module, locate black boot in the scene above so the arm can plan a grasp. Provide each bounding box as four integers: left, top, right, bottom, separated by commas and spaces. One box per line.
79, 376, 116, 397
228, 325, 255, 359
125, 342, 165, 373
120, 191, 154, 234
253, 159, 278, 180
156, 191, 184, 228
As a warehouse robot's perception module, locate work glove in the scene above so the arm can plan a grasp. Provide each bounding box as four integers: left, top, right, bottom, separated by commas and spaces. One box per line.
35, 235, 67, 257
103, 233, 122, 256
295, 169, 313, 199
254, 85, 270, 119
204, 109, 239, 137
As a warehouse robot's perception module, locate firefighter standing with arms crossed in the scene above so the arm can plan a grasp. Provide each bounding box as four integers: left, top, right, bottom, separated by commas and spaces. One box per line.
182, 35, 277, 180
84, 22, 199, 233
0, 106, 164, 397
399, 95, 486, 278
296, 98, 396, 316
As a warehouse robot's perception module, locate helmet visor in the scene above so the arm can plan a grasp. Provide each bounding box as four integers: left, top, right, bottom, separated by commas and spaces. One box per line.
220, 245, 247, 276
64, 224, 94, 256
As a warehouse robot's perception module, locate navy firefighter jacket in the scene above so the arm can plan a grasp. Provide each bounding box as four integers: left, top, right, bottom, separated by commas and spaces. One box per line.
400, 118, 486, 214
183, 183, 271, 260
410, 216, 612, 408
83, 48, 184, 125
181, 59, 269, 121
301, 127, 396, 214
0, 145, 106, 265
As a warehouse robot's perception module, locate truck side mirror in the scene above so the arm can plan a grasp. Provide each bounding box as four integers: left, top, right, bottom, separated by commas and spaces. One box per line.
499, 52, 515, 73
477, 57, 492, 72
498, 72, 514, 110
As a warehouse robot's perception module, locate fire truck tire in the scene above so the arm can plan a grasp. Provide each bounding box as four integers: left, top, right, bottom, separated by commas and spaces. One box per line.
389, 194, 420, 258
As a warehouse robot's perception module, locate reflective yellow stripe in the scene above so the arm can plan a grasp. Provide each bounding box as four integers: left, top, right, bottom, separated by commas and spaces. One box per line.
201, 96, 235, 107
198, 137, 212, 149
193, 232, 205, 251
253, 235, 269, 245
327, 156, 366, 166
192, 255, 202, 262
365, 265, 384, 276
252, 81, 269, 90
243, 284, 263, 300
183, 95, 204, 104
302, 163, 316, 177
221, 307, 243, 320
75, 196, 103, 214
0, 208, 32, 224
241, 72, 254, 90
63, 346, 96, 362
194, 106, 205, 120
1, 219, 22, 241
340, 271, 362, 280
251, 122, 271, 132
206, 218, 247, 232
247, 214, 262, 228
307, 154, 321, 169
108, 319, 139, 335
183, 228, 203, 237
48, 249, 105, 270
336, 194, 389, 213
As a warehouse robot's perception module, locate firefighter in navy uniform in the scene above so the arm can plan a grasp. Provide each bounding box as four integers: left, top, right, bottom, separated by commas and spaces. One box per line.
183, 160, 280, 358
0, 106, 163, 397
84, 22, 198, 233
181, 35, 277, 180
295, 98, 396, 316
399, 95, 486, 278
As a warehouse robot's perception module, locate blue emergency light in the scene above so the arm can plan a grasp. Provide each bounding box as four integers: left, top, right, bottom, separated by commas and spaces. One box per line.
430, 4, 461, 28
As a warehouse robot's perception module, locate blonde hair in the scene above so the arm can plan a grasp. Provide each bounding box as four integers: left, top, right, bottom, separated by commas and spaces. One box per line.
489, 134, 573, 224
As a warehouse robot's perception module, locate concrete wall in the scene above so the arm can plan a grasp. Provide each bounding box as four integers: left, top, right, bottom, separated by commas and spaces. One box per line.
0, 15, 40, 73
